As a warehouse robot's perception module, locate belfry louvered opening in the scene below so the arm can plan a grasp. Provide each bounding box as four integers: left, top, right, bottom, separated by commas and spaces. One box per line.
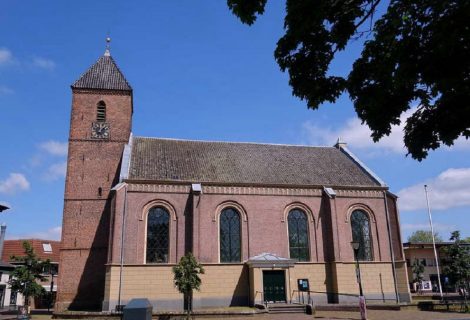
96, 101, 106, 122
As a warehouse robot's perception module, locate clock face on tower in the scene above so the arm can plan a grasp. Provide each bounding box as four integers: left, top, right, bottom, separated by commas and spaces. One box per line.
91, 122, 110, 139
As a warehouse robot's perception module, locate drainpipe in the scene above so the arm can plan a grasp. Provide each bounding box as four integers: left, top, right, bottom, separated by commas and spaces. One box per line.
0, 224, 6, 260
383, 191, 399, 303
114, 183, 128, 310
0, 204, 10, 261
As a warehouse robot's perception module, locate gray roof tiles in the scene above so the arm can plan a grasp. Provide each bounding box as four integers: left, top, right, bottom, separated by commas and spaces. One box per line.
72, 55, 132, 91
127, 137, 382, 187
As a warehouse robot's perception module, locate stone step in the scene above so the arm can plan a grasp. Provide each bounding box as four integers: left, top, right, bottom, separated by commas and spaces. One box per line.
267, 304, 306, 314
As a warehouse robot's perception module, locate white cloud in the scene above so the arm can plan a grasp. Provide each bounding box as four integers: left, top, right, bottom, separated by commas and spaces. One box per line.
452, 136, 470, 151
398, 168, 470, 211
39, 141, 68, 156
0, 48, 13, 65
0, 173, 30, 195
7, 226, 62, 241
302, 110, 413, 154
43, 161, 67, 181
32, 57, 55, 70
0, 85, 13, 95
302, 108, 469, 155
401, 223, 457, 233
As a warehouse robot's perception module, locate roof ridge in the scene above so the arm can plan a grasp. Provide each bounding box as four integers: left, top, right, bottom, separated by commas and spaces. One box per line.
133, 135, 334, 149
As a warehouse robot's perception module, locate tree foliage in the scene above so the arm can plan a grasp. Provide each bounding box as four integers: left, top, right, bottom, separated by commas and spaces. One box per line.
463, 237, 470, 243
412, 259, 425, 292
8, 241, 50, 309
172, 252, 205, 317
408, 230, 443, 243
227, 0, 470, 160
442, 231, 470, 290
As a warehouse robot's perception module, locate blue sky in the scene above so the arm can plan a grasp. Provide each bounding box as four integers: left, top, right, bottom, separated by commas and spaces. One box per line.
0, 0, 468, 242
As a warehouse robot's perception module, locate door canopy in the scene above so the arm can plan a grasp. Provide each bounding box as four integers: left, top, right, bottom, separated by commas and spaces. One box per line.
246, 252, 295, 268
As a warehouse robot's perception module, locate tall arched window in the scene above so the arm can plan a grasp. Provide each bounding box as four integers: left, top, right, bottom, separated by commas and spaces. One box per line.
351, 210, 373, 261
146, 207, 170, 263
219, 208, 241, 262
288, 209, 310, 261
96, 101, 106, 122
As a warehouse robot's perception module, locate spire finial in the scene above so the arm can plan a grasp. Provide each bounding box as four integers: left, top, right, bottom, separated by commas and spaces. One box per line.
104, 35, 111, 56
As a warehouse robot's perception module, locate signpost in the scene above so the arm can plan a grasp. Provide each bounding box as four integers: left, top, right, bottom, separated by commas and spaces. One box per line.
297, 278, 310, 304
298, 279, 310, 291
17, 306, 29, 320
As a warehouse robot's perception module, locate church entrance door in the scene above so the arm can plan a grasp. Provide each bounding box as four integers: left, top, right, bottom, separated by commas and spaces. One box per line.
263, 270, 286, 303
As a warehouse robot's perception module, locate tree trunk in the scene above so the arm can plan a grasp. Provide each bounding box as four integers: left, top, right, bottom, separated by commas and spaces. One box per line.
25, 295, 30, 314
185, 291, 191, 320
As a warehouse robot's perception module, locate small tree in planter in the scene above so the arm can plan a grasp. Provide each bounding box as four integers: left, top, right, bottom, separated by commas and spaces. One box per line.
8, 241, 50, 314
412, 259, 425, 294
172, 252, 205, 319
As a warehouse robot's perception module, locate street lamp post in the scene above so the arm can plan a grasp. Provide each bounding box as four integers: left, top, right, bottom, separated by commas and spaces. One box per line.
351, 241, 367, 320
48, 266, 57, 312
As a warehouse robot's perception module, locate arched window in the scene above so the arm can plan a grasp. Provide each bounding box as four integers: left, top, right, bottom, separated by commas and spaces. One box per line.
146, 207, 170, 263
351, 210, 373, 261
96, 101, 106, 122
219, 208, 241, 262
288, 209, 310, 261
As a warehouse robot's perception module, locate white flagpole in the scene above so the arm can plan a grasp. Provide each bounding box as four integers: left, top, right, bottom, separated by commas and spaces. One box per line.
424, 184, 443, 300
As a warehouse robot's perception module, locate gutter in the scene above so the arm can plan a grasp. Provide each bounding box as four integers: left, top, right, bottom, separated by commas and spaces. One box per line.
337, 144, 387, 187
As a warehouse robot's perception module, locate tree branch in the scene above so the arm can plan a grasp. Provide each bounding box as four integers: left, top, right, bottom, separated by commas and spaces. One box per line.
331, 0, 382, 55
355, 0, 382, 31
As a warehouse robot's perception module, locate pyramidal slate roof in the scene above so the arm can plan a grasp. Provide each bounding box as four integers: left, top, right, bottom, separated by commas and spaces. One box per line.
72, 54, 132, 91
125, 137, 383, 187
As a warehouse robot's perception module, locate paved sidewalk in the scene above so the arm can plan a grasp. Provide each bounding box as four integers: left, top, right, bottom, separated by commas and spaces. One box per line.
229, 310, 470, 320
1, 310, 470, 320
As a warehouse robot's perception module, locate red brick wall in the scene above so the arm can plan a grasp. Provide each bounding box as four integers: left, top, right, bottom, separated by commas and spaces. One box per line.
68, 90, 132, 143
386, 193, 404, 260
57, 89, 132, 311
110, 186, 400, 266
109, 190, 190, 265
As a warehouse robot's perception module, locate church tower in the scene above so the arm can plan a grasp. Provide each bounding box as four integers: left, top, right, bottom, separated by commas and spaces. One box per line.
56, 41, 132, 311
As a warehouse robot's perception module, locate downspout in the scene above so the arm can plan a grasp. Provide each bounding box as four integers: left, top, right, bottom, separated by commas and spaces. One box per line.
117, 183, 128, 310
383, 191, 399, 303
0, 224, 6, 259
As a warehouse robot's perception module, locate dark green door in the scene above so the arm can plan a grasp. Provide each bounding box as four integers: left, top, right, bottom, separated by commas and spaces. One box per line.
263, 271, 286, 302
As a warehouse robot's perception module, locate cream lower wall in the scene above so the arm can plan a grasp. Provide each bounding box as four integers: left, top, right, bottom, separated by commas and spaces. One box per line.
103, 265, 183, 311
395, 261, 412, 302
334, 262, 395, 302
289, 262, 404, 304
194, 265, 249, 308
103, 264, 249, 311
334, 261, 410, 303
103, 262, 409, 311
288, 263, 329, 304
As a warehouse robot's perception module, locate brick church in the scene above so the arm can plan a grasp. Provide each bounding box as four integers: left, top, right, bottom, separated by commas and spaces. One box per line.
56, 46, 411, 311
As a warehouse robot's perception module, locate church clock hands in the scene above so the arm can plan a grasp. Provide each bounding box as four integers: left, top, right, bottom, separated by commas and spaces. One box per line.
91, 122, 110, 139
